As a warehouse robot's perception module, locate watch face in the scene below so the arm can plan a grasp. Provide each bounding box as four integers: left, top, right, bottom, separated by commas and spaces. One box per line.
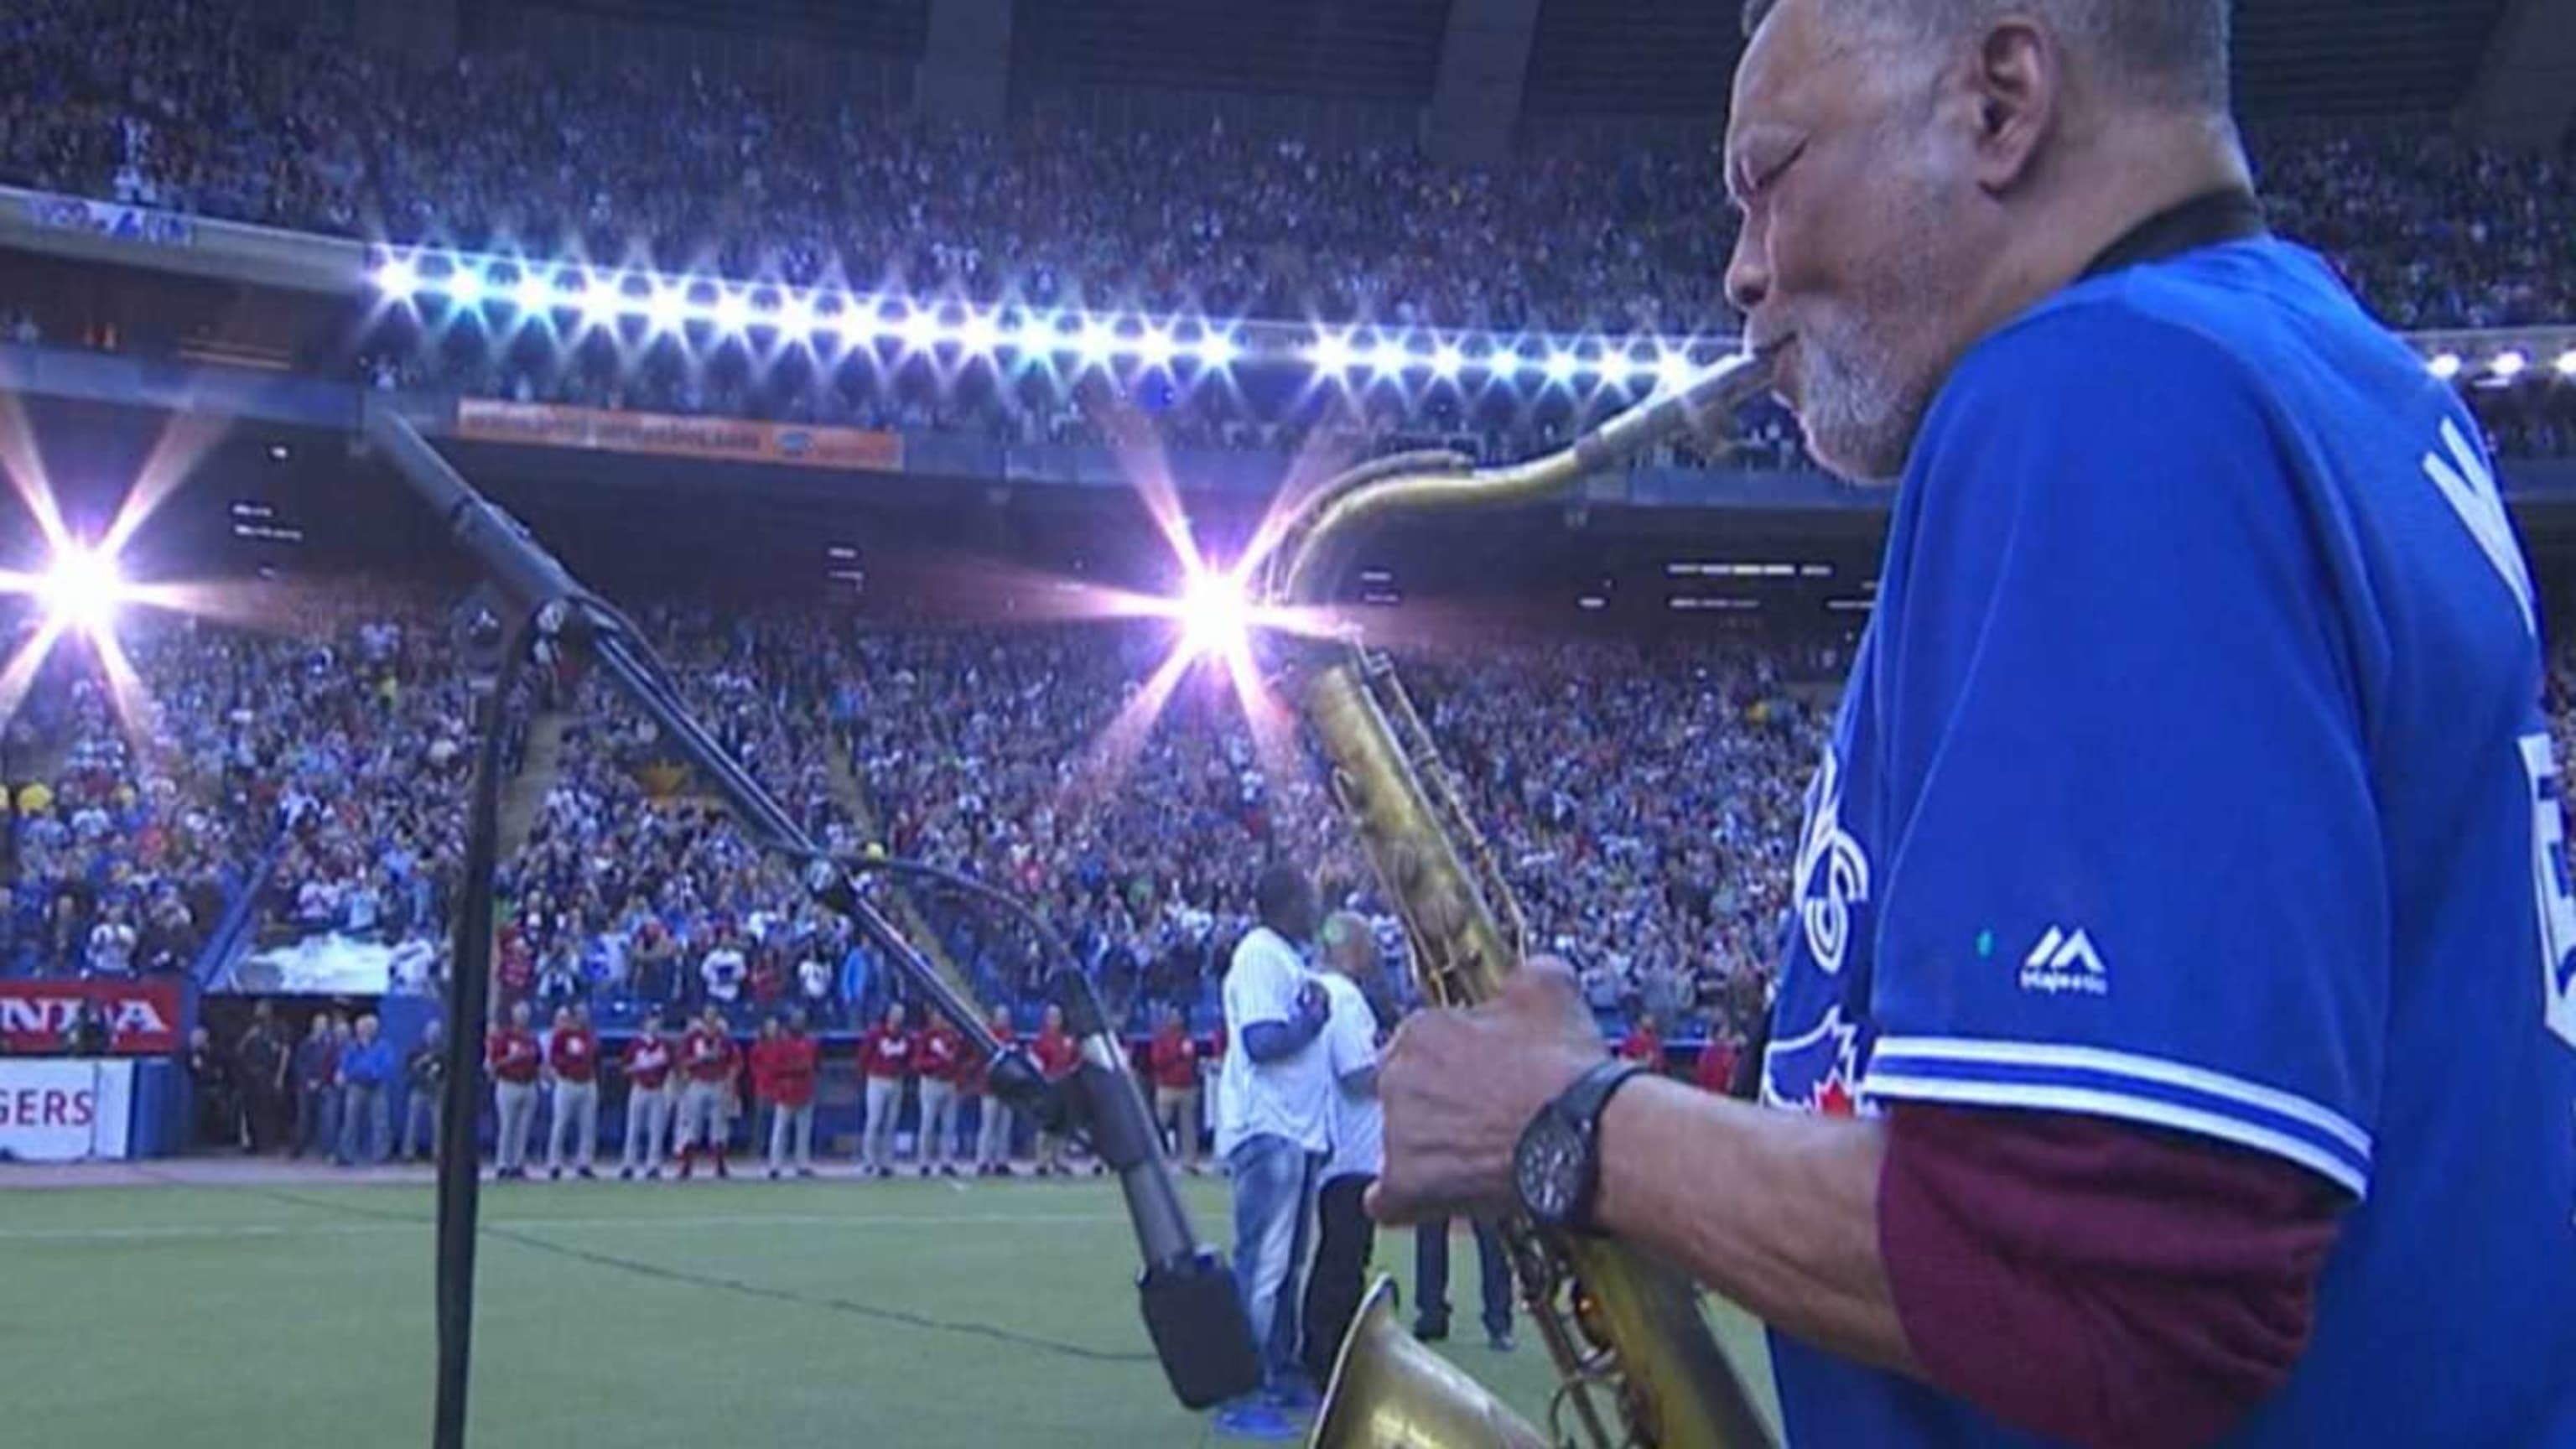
1514, 1109, 1587, 1225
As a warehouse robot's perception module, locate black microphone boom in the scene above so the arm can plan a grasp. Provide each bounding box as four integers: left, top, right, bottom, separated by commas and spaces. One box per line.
359, 400, 1261, 1441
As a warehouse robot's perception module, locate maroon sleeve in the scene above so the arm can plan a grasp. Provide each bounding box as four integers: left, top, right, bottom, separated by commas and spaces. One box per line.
1879, 1102, 2343, 1449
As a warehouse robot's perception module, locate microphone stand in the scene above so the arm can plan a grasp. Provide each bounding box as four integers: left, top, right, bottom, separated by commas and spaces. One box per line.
361, 402, 1259, 1449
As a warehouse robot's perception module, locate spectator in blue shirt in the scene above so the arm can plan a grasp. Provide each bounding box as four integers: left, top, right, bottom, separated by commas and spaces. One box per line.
335, 1014, 397, 1166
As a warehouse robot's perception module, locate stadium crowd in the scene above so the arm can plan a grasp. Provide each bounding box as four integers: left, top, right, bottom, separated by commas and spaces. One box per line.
7, 590, 1816, 1056
0, 0, 2568, 460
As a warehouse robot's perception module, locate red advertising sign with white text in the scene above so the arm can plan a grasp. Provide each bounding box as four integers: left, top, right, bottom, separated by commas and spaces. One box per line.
0, 979, 187, 1055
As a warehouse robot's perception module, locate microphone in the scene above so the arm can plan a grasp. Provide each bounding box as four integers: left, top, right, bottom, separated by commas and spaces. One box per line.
1052, 972, 1263, 1409
362, 401, 590, 633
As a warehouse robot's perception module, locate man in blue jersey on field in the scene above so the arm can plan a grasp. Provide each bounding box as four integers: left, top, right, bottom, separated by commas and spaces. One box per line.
1366, 1, 2576, 1445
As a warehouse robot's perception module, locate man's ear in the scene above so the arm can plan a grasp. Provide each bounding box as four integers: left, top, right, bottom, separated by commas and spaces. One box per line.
1967, 18, 2060, 194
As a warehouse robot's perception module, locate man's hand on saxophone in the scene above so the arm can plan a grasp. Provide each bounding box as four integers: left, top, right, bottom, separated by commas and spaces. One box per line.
1368, 958, 1923, 1384
1366, 958, 1604, 1224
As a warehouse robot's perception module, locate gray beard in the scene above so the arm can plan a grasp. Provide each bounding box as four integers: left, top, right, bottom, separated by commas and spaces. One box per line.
1796, 319, 1929, 486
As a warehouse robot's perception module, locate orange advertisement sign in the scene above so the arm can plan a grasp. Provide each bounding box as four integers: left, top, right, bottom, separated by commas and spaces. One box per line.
455, 399, 903, 473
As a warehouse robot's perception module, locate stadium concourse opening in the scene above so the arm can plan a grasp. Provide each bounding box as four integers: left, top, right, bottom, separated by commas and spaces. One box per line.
3, 0, 2575, 1444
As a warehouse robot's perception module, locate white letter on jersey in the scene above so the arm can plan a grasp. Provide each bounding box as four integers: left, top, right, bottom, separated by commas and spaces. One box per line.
2423, 418, 2536, 636
2521, 733, 2576, 1051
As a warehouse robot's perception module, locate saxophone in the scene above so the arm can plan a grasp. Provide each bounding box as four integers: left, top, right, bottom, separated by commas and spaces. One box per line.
1267, 351, 1782, 1449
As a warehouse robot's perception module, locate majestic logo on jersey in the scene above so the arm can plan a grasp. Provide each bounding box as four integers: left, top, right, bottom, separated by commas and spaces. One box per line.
2018, 925, 2109, 997
1794, 746, 1871, 977
1761, 1005, 1864, 1119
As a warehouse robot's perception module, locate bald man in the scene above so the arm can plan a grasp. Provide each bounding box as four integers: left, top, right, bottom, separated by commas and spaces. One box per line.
1370, 3, 2576, 1446
1298, 912, 1386, 1385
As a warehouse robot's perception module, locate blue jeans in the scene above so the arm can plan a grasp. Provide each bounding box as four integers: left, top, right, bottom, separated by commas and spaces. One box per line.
337, 1083, 387, 1165
1415, 1217, 1514, 1338
1228, 1133, 1322, 1388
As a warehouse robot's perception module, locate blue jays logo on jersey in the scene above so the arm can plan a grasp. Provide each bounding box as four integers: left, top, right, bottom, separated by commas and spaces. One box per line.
1766, 714, 1882, 1117
1793, 745, 1870, 977
1761, 1004, 1863, 1118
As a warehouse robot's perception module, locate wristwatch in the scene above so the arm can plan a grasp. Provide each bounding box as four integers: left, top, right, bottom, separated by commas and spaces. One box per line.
1513, 1057, 1646, 1236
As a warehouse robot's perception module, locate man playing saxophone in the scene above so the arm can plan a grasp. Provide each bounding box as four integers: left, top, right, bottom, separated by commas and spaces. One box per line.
1368, 3, 2576, 1446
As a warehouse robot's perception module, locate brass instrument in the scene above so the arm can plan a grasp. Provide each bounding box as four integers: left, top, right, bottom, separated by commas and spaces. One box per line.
1269, 352, 1782, 1449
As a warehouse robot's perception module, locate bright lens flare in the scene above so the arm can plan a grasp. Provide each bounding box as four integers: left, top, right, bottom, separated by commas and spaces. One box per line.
1179, 567, 1252, 660
39, 544, 125, 636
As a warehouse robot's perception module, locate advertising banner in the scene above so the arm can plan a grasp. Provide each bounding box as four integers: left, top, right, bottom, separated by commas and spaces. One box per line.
0, 978, 190, 1054
24, 190, 196, 248
455, 400, 904, 473
0, 1059, 135, 1161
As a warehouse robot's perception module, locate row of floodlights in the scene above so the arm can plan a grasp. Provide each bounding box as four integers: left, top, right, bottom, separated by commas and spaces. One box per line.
2429, 349, 2576, 382
375, 255, 2576, 389
370, 252, 1716, 389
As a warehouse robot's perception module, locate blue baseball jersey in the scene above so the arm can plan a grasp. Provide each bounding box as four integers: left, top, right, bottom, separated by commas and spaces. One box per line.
1762, 235, 2576, 1446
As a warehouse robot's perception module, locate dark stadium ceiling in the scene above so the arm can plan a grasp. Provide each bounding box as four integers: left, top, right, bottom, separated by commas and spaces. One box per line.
1526, 0, 2515, 121
486, 0, 2514, 124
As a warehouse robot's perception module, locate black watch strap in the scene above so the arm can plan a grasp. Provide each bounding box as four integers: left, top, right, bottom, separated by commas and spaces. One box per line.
1557, 1057, 1646, 1131
1547, 1057, 1647, 1235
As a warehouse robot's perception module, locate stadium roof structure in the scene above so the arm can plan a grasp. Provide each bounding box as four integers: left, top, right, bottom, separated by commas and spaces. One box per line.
450, 0, 2570, 150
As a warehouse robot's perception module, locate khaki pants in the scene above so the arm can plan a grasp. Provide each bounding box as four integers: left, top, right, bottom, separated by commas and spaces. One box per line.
678, 1079, 727, 1157
863, 1077, 903, 1168
548, 1079, 598, 1171
974, 1096, 1013, 1169
769, 1101, 815, 1173
1157, 1084, 1200, 1168
917, 1081, 958, 1166
494, 1079, 537, 1172
621, 1083, 669, 1172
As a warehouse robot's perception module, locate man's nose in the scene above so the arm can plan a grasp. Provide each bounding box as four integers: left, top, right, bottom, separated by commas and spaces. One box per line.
1725, 221, 1771, 319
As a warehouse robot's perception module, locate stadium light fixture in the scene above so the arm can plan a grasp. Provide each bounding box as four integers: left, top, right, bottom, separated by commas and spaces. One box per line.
958, 311, 1002, 356
373, 255, 419, 300
444, 263, 488, 309
578, 278, 625, 330
1136, 327, 1179, 370
2558, 350, 2576, 379
1192, 330, 1241, 370
2429, 352, 2464, 380
2491, 351, 2527, 382
39, 542, 126, 638
777, 290, 816, 340
645, 284, 690, 335
712, 289, 751, 335
1543, 349, 1583, 385
1178, 564, 1251, 661
898, 308, 946, 354
1068, 317, 1118, 369
512, 271, 555, 314
1430, 341, 1467, 381
1656, 349, 1698, 393
1306, 332, 1356, 377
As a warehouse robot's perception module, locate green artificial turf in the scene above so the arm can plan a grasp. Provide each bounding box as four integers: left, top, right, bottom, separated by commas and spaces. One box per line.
0, 1175, 1778, 1448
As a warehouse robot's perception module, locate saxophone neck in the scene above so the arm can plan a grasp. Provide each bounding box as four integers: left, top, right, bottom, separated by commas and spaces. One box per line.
1269, 351, 1776, 610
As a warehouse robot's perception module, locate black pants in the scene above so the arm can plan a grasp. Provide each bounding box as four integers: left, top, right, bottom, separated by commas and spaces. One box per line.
1415, 1216, 1512, 1338
1301, 1174, 1377, 1384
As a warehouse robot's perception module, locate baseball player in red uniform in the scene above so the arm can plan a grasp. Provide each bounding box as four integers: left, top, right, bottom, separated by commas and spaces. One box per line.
677, 1005, 738, 1180
915, 1014, 966, 1176
857, 1001, 914, 1176
1147, 1006, 1204, 1172
1030, 1003, 1081, 1176
1693, 1026, 1741, 1098
486, 1000, 542, 1180
1616, 1015, 1665, 1073
970, 1005, 1017, 1176
544, 1003, 600, 1179
618, 1012, 674, 1179
766, 1010, 821, 1179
